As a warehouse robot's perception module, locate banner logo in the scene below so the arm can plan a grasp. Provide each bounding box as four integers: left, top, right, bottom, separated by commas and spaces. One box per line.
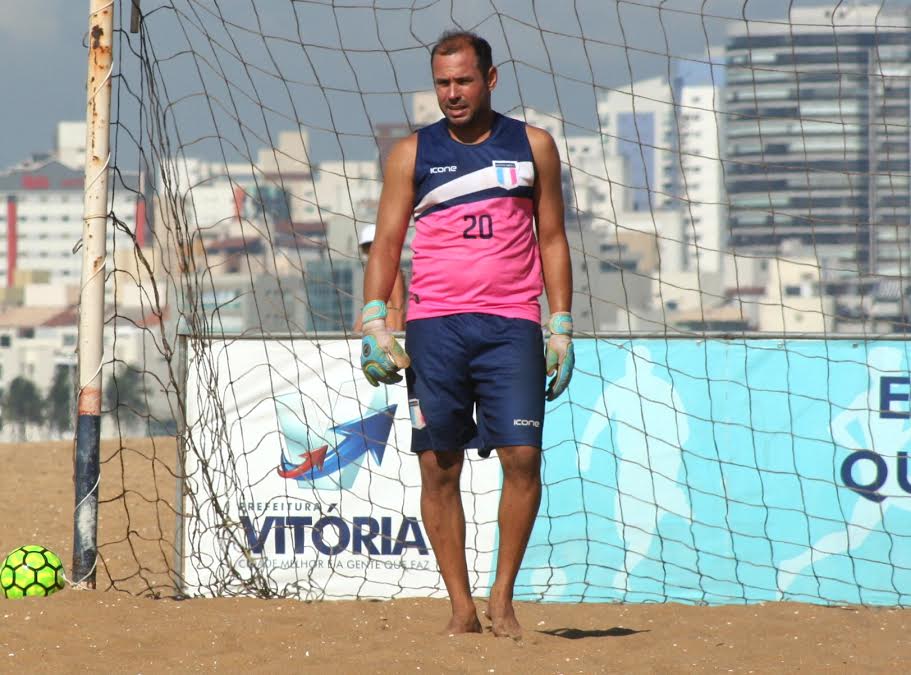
277, 405, 397, 483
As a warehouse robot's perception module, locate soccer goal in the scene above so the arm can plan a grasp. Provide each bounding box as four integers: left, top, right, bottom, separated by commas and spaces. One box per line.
83, 0, 911, 605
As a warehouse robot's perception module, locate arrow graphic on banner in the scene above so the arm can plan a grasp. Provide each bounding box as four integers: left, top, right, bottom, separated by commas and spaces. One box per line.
277, 405, 397, 482
276, 445, 328, 478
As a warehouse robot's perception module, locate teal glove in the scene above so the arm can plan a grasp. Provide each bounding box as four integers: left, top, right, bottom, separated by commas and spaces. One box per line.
545, 312, 574, 401
360, 300, 410, 386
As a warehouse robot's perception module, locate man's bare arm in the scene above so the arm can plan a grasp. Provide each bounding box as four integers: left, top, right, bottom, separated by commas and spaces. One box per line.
527, 126, 572, 315
364, 135, 417, 306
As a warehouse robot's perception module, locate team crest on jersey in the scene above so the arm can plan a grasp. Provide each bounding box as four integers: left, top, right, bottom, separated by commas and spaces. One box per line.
493, 161, 519, 189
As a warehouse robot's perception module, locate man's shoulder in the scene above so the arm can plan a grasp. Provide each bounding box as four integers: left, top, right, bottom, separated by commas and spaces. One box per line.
522, 122, 554, 143
391, 130, 420, 149
386, 132, 419, 168
522, 123, 558, 159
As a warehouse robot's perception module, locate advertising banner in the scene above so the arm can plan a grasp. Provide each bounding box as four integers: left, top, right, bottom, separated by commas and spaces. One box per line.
182, 338, 499, 599
533, 338, 911, 605
184, 337, 911, 605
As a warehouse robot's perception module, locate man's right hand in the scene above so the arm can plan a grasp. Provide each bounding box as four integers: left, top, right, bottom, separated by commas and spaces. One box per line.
360, 300, 411, 386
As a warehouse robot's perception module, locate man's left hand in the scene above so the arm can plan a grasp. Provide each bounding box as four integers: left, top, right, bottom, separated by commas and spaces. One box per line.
545, 312, 574, 401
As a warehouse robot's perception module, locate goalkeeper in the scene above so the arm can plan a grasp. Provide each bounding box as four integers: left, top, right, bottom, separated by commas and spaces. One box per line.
360, 29, 573, 639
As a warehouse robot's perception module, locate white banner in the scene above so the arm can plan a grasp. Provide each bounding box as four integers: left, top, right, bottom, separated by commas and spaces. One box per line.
182, 338, 501, 599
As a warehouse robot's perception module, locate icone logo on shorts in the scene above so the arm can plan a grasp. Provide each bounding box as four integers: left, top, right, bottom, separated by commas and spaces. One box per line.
277, 405, 397, 482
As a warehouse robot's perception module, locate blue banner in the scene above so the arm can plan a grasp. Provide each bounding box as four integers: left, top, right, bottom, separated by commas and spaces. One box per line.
510, 339, 911, 605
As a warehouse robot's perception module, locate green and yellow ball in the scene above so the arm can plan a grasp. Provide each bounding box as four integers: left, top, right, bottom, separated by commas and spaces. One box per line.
0, 545, 66, 598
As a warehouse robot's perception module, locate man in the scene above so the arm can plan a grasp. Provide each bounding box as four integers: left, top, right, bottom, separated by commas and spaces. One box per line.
352, 223, 406, 332
359, 30, 574, 638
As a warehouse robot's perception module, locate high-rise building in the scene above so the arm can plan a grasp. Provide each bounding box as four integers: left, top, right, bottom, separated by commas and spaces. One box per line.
598, 76, 678, 214
725, 6, 911, 282
676, 84, 726, 277
598, 72, 726, 272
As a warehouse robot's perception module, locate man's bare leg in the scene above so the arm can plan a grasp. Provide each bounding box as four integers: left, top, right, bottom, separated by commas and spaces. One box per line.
488, 445, 542, 638
418, 449, 481, 634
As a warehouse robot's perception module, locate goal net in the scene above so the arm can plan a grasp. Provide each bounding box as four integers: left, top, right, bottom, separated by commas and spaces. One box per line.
97, 0, 911, 605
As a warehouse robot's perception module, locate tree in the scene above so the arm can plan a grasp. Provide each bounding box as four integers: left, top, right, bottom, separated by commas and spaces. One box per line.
105, 365, 147, 435
2, 376, 45, 441
46, 365, 74, 437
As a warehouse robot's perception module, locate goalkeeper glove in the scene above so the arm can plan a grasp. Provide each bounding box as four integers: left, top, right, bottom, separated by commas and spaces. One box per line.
545, 312, 574, 401
360, 300, 410, 387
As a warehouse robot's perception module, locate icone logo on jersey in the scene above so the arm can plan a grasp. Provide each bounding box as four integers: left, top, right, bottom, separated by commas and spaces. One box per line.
430, 165, 457, 173
493, 160, 519, 189
276, 403, 397, 484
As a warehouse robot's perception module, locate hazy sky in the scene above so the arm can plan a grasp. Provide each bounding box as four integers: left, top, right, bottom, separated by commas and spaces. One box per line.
0, 1, 88, 168
0, 0, 907, 170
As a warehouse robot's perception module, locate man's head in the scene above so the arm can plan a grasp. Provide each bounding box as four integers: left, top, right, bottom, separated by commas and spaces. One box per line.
430, 30, 497, 129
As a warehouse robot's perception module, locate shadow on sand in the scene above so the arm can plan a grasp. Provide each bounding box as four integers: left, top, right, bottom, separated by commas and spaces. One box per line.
539, 626, 647, 640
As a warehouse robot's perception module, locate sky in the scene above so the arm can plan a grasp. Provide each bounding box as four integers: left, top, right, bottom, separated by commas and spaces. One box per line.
0, 0, 908, 170
0, 1, 88, 168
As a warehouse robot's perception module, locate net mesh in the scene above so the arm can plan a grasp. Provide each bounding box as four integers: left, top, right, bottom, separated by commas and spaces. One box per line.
97, 0, 911, 604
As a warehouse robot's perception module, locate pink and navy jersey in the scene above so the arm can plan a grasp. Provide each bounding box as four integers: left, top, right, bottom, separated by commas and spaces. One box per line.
408, 113, 543, 323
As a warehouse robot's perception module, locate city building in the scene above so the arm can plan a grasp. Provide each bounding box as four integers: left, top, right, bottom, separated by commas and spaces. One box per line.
0, 151, 141, 294
756, 243, 836, 333
598, 73, 726, 264
725, 5, 911, 286
676, 83, 726, 277
598, 76, 679, 214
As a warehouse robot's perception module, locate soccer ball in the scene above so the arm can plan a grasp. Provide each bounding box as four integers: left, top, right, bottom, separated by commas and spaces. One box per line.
0, 545, 66, 599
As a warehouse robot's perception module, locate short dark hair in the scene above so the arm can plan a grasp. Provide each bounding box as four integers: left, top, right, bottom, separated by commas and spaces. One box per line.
430, 30, 493, 76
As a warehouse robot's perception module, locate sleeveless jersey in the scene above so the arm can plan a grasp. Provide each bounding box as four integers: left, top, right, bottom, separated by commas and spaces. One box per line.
408, 113, 543, 323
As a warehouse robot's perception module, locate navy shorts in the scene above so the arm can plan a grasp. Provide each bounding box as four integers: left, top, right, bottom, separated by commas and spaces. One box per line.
405, 313, 546, 455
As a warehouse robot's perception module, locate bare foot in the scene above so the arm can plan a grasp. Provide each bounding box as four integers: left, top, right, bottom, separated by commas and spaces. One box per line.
486, 593, 523, 639
442, 610, 482, 635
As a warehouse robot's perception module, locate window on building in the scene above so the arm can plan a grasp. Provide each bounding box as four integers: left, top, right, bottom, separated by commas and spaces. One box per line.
0, 335, 10, 347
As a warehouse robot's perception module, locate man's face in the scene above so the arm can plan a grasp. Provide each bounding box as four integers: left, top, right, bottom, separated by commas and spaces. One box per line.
432, 48, 496, 128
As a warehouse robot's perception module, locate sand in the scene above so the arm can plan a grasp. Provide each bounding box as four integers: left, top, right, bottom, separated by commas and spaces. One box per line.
1, 438, 907, 673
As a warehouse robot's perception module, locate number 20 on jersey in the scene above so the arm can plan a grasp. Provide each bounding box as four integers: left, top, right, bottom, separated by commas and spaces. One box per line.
463, 214, 493, 239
